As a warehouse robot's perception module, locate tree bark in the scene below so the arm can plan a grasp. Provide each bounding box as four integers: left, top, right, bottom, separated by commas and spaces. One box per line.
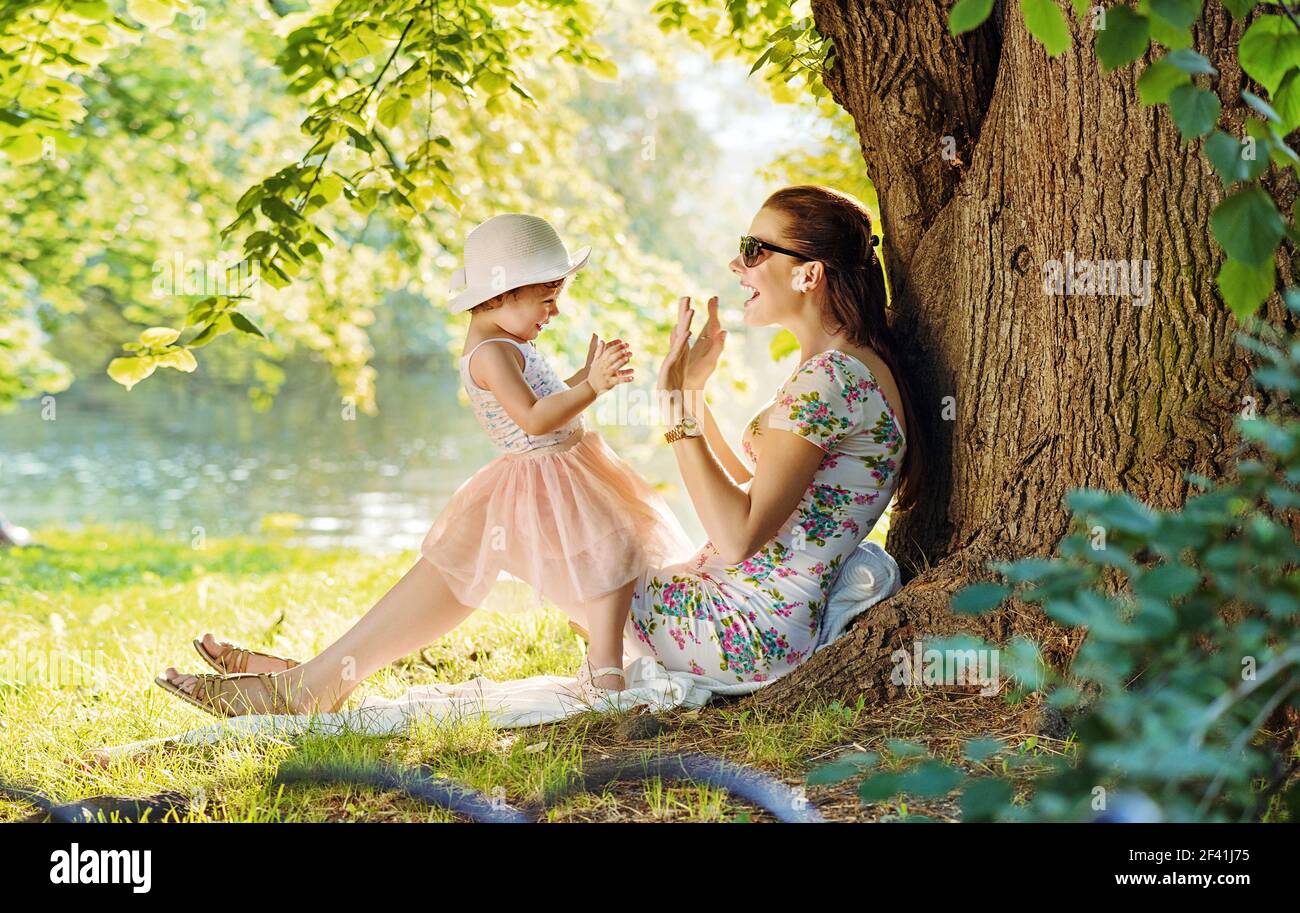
744, 0, 1298, 712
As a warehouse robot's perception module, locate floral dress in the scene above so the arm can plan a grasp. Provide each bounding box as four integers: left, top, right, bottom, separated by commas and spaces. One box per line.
622, 349, 907, 684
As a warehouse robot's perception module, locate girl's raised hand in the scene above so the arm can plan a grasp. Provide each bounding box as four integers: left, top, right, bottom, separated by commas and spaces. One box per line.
587, 338, 633, 394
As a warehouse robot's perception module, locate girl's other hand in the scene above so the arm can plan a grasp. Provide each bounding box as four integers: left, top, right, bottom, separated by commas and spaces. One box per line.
588, 338, 633, 394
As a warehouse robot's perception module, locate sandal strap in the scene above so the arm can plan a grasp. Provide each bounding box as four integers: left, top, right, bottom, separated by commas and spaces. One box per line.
256, 672, 293, 715
227, 647, 250, 674
208, 641, 298, 674
185, 672, 292, 716
189, 673, 228, 712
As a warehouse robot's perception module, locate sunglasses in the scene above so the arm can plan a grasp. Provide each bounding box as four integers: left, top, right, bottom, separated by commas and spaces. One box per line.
739, 235, 811, 268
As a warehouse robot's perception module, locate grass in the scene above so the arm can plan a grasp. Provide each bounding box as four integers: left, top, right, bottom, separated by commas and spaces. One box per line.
0, 523, 1055, 823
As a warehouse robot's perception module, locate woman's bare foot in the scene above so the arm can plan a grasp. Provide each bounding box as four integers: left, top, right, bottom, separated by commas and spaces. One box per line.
196, 633, 296, 674
156, 667, 343, 716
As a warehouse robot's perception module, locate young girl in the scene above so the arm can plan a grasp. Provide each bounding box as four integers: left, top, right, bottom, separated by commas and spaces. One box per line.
418, 213, 694, 699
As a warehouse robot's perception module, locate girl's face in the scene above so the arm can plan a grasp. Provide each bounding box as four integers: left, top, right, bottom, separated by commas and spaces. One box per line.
729, 206, 807, 330
490, 281, 563, 341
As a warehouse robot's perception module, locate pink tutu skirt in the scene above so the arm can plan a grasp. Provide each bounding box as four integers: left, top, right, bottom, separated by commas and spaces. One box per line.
419, 428, 695, 610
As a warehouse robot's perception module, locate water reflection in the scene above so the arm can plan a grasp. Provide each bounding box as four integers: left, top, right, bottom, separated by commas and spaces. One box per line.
0, 351, 794, 553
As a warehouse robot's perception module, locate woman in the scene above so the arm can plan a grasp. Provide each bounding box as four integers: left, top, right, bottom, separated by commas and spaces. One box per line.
624, 184, 921, 682
155, 184, 922, 712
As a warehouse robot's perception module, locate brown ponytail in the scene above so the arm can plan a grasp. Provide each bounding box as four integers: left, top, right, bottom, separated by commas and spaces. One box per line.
762, 184, 925, 513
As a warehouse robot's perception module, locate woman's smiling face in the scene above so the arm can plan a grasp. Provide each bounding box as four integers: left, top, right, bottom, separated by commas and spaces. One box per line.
729, 207, 806, 329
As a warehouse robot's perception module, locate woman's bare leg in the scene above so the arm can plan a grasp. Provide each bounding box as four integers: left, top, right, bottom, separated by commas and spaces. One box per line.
567, 578, 637, 691
160, 557, 477, 714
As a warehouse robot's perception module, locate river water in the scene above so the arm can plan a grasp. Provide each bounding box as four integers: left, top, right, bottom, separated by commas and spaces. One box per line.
0, 335, 796, 555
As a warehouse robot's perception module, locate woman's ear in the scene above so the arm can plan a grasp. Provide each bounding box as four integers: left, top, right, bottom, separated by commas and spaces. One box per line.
806, 261, 825, 290
792, 261, 824, 293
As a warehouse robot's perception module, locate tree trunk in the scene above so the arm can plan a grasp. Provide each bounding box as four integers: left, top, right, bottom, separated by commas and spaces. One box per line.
745, 0, 1298, 712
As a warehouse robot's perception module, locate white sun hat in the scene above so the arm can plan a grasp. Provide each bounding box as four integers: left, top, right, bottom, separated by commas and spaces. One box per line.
448, 213, 592, 313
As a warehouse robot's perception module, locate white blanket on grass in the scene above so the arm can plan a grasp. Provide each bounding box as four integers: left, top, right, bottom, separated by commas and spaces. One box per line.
100, 542, 901, 758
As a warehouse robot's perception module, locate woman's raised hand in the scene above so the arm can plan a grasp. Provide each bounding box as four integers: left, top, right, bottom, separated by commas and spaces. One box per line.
684, 295, 726, 390
657, 296, 695, 397
587, 338, 633, 394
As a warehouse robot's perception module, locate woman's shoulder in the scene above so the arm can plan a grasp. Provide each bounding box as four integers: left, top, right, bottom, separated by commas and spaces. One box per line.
774, 348, 909, 448
779, 349, 867, 403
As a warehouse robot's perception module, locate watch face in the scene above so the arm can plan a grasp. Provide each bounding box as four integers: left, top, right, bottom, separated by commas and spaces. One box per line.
682, 416, 701, 434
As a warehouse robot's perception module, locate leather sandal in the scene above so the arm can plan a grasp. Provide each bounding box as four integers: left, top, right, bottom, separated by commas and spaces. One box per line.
154, 671, 298, 718
194, 637, 300, 675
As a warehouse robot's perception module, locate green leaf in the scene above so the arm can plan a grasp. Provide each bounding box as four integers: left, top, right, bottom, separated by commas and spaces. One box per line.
229, 311, 266, 338
949, 0, 996, 35
807, 751, 880, 785
138, 326, 181, 348
1220, 0, 1258, 18
1020, 0, 1071, 56
1168, 84, 1220, 139
857, 772, 902, 803
1243, 90, 1282, 124
1133, 562, 1201, 599
959, 777, 1014, 822
1147, 12, 1193, 51
1164, 48, 1216, 75
900, 761, 965, 797
951, 582, 1011, 614
1217, 257, 1276, 319
989, 556, 1057, 584
1148, 0, 1201, 30
1239, 16, 1300, 95
155, 347, 198, 373
963, 738, 1005, 763
1274, 70, 1300, 134
107, 356, 157, 391
1096, 6, 1151, 72
1204, 131, 1270, 184
126, 0, 177, 28
1210, 186, 1286, 266
376, 94, 411, 129
187, 314, 234, 348
885, 739, 929, 759
1, 132, 44, 165
586, 57, 619, 81
1251, 119, 1300, 170
1138, 59, 1189, 105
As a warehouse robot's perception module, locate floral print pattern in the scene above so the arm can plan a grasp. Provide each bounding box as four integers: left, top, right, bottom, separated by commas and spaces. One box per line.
624, 350, 907, 684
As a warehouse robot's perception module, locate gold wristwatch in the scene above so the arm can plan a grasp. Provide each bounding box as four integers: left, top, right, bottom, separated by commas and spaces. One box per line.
664, 415, 702, 444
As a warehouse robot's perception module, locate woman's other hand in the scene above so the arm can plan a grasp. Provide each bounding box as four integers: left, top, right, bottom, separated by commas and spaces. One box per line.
684, 295, 726, 391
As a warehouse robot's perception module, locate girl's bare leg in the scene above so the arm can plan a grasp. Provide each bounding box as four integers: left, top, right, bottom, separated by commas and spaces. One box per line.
160, 557, 477, 714
568, 578, 637, 691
